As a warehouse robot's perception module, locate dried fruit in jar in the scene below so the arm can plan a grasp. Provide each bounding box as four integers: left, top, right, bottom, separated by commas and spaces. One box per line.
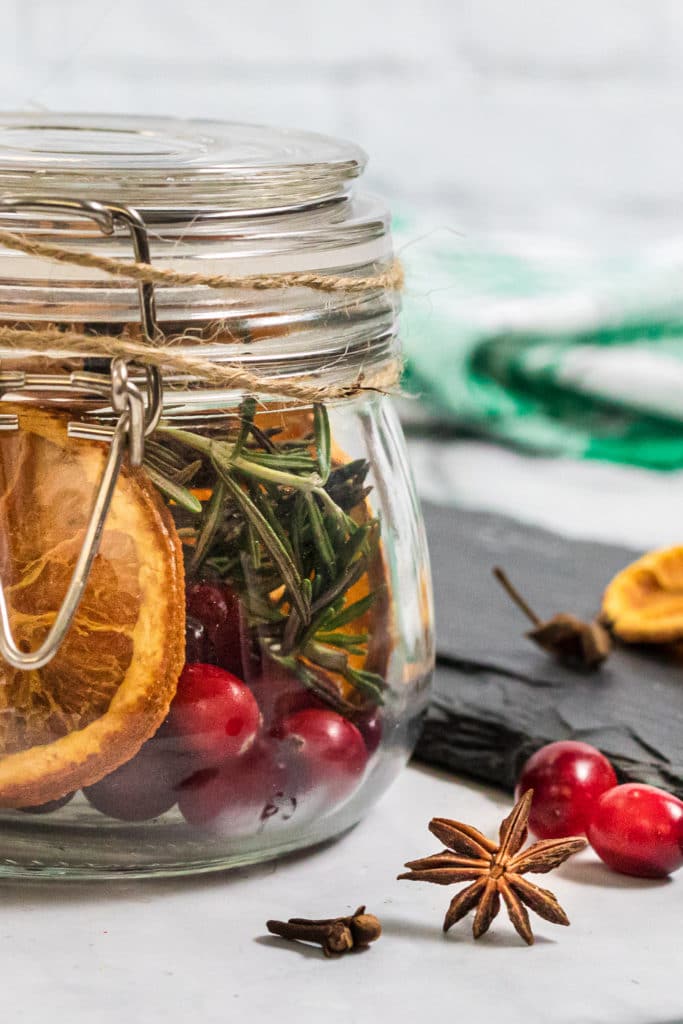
159, 399, 392, 717
602, 546, 683, 643
0, 406, 185, 807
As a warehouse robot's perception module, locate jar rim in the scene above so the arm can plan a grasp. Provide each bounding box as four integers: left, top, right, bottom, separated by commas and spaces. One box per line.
0, 113, 366, 211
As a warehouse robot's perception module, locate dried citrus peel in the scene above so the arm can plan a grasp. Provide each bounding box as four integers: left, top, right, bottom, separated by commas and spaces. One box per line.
0, 406, 185, 807
602, 546, 683, 643
323, 439, 393, 701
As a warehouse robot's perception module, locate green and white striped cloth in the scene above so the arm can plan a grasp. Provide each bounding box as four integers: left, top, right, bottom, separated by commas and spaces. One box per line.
397, 217, 683, 469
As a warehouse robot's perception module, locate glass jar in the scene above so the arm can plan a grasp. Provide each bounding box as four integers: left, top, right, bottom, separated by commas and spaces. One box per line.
0, 114, 434, 878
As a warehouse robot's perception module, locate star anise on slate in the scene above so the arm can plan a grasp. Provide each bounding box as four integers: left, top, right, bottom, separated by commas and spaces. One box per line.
493, 566, 611, 670
398, 790, 587, 945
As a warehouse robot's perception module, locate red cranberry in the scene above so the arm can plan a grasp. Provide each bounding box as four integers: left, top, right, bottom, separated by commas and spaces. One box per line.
84, 744, 178, 822
247, 662, 321, 728
279, 709, 368, 811
143, 727, 206, 790
185, 582, 244, 676
178, 741, 298, 835
516, 741, 617, 838
167, 663, 261, 768
354, 707, 383, 755
19, 792, 75, 815
587, 783, 683, 878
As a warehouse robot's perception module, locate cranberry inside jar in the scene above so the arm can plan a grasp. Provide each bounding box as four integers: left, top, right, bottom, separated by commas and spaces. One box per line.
0, 113, 434, 878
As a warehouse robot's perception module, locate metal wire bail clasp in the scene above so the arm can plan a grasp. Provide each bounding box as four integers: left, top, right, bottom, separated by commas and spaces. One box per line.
0, 197, 163, 670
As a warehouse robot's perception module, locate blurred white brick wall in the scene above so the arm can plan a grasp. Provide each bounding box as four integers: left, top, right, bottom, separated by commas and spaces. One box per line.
3, 0, 683, 237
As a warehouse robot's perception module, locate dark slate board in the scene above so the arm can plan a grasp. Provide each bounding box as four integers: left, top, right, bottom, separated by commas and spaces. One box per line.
415, 502, 683, 798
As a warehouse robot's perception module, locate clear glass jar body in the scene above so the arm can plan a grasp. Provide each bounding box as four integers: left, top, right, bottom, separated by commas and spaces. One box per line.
0, 112, 434, 878
0, 388, 433, 878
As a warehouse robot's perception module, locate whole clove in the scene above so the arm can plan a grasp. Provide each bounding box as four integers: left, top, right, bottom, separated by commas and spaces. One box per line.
266, 906, 382, 957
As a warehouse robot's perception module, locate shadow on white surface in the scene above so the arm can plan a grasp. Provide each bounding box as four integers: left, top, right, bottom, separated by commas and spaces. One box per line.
380, 911, 556, 948
0, 831, 347, 909
254, 934, 375, 961
254, 934, 329, 960
559, 856, 673, 890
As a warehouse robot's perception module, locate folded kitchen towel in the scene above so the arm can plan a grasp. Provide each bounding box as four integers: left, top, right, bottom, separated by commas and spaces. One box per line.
398, 221, 683, 469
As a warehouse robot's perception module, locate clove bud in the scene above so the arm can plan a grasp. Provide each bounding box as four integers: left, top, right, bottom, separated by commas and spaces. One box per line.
493, 566, 611, 670
266, 906, 382, 957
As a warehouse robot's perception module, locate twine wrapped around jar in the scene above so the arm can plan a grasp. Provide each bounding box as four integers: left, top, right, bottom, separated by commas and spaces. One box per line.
0, 227, 404, 403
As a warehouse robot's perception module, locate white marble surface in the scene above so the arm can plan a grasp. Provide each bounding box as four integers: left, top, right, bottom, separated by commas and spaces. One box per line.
407, 435, 683, 549
1, 763, 677, 1024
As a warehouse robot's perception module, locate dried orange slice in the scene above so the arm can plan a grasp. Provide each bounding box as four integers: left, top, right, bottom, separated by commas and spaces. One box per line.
0, 405, 185, 807
602, 547, 683, 643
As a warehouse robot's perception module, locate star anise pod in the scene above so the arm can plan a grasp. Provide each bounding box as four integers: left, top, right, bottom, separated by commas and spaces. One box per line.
398, 790, 587, 945
493, 566, 611, 670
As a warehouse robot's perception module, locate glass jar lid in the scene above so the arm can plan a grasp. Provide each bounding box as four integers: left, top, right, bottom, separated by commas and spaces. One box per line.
0, 113, 366, 212
0, 113, 398, 400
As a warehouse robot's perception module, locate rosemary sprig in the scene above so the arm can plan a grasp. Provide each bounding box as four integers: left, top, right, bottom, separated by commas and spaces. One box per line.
314, 403, 332, 484
218, 471, 310, 623
144, 464, 203, 515
188, 479, 227, 575
151, 400, 386, 708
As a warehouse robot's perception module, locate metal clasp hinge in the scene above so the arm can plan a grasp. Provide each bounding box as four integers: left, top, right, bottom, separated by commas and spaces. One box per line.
0, 197, 163, 670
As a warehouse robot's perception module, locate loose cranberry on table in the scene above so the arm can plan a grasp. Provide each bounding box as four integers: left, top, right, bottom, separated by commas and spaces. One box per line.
178, 741, 297, 835
84, 743, 179, 822
516, 740, 618, 839
278, 709, 368, 810
185, 581, 244, 676
166, 663, 261, 768
587, 783, 683, 878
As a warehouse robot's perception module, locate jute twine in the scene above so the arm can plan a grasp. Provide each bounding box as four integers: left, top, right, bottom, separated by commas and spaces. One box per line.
0, 227, 404, 403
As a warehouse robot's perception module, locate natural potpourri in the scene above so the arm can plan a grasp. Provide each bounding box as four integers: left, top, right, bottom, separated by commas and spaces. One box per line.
0, 398, 392, 834
497, 543, 683, 661
0, 405, 185, 808
516, 741, 618, 839
399, 790, 587, 946
0, 114, 434, 882
493, 546, 683, 878
602, 545, 683, 643
493, 567, 611, 669
267, 907, 382, 957
518, 741, 683, 878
